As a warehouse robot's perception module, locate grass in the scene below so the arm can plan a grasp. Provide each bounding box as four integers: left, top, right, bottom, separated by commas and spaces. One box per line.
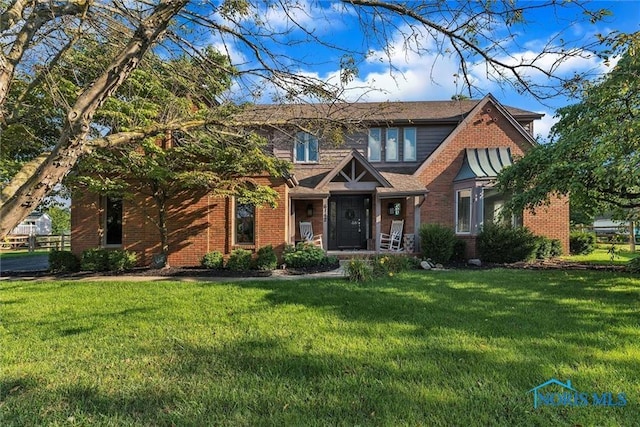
562, 244, 639, 266
1, 270, 639, 425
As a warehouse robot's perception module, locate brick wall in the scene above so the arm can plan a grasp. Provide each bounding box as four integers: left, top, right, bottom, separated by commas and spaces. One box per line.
523, 194, 570, 255
71, 176, 289, 267
415, 100, 570, 257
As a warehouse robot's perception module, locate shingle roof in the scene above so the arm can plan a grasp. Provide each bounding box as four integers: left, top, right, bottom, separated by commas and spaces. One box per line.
235, 99, 542, 125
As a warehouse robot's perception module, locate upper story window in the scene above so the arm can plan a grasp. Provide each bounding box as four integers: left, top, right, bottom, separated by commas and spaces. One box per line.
403, 127, 417, 161
368, 128, 382, 162
386, 128, 399, 162
104, 196, 123, 246
294, 132, 318, 163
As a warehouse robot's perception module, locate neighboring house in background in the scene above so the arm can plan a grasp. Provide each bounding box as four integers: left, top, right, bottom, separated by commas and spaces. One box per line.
10, 212, 52, 235
71, 94, 570, 266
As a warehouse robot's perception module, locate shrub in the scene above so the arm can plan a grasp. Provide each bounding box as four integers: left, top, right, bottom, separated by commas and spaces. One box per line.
201, 251, 224, 269
48, 250, 80, 273
626, 257, 640, 274
477, 223, 537, 263
419, 224, 458, 264
371, 254, 412, 277
254, 245, 278, 271
283, 242, 326, 269
226, 248, 253, 271
81, 248, 110, 272
550, 239, 563, 257
534, 236, 552, 260
453, 238, 467, 261
570, 231, 597, 255
107, 250, 137, 272
81, 248, 137, 272
344, 258, 372, 283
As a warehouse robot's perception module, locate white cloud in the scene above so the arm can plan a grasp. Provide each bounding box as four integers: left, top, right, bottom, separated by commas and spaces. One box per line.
533, 110, 558, 142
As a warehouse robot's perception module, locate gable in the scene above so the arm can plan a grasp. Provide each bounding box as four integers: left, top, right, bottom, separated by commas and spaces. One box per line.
315, 149, 391, 189
413, 94, 537, 178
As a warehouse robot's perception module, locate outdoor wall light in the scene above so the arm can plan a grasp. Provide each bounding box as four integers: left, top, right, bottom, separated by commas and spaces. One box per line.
306, 203, 314, 217
388, 202, 401, 216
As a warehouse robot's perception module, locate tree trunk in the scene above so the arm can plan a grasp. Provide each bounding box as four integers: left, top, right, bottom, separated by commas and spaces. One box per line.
631, 221, 636, 253
0, 0, 188, 239
157, 196, 170, 269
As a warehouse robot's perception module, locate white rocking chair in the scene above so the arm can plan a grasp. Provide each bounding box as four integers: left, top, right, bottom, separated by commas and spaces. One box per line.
380, 220, 404, 252
299, 221, 323, 249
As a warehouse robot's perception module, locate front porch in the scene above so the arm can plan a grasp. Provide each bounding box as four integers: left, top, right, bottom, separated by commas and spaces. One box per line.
289, 195, 422, 254
287, 149, 427, 254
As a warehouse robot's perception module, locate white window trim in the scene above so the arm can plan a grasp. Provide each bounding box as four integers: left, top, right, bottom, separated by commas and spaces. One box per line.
386, 127, 399, 162
403, 127, 417, 162
294, 132, 318, 163
455, 189, 472, 234
368, 128, 382, 162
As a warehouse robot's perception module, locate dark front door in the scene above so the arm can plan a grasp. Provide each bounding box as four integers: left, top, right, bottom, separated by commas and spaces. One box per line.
329, 195, 371, 250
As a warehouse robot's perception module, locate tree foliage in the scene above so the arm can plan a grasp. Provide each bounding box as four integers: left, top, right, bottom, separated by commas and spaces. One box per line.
0, 0, 633, 238
498, 34, 640, 220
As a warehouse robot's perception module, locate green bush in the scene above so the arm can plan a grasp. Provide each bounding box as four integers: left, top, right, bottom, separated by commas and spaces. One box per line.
48, 250, 80, 273
283, 242, 326, 269
254, 245, 278, 271
534, 236, 552, 260
419, 224, 457, 264
550, 239, 563, 257
81, 248, 136, 272
226, 248, 253, 271
477, 223, 537, 263
626, 257, 640, 274
453, 238, 467, 261
570, 231, 597, 255
371, 254, 412, 277
81, 248, 110, 272
107, 250, 137, 272
201, 251, 224, 269
344, 258, 372, 283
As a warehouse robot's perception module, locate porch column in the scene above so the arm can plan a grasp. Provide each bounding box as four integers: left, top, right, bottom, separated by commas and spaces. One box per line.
375, 197, 381, 251
322, 198, 328, 250
289, 198, 296, 245
413, 196, 421, 252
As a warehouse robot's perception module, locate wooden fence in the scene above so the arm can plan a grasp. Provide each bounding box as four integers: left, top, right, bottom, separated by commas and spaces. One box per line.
2, 235, 71, 251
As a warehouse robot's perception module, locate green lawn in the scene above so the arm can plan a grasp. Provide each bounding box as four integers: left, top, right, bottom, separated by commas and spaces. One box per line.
1, 270, 639, 425
562, 244, 639, 265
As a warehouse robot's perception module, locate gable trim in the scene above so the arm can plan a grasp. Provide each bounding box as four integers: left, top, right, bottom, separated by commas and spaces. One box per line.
315, 149, 392, 189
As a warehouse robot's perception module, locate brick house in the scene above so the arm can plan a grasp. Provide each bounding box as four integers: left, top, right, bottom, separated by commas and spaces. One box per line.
71, 94, 569, 266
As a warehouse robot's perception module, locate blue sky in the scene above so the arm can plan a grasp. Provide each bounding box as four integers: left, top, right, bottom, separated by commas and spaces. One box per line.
206, 1, 640, 140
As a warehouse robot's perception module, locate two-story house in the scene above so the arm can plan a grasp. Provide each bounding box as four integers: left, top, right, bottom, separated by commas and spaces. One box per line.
71, 94, 569, 266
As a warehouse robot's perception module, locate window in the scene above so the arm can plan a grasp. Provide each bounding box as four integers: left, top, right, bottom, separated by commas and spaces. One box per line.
294, 132, 318, 163
368, 128, 381, 162
456, 189, 472, 233
403, 127, 417, 161
104, 196, 123, 246
235, 200, 255, 244
386, 128, 399, 161
483, 188, 522, 227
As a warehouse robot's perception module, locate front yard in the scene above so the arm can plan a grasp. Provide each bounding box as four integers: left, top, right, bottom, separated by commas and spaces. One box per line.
1, 270, 639, 425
